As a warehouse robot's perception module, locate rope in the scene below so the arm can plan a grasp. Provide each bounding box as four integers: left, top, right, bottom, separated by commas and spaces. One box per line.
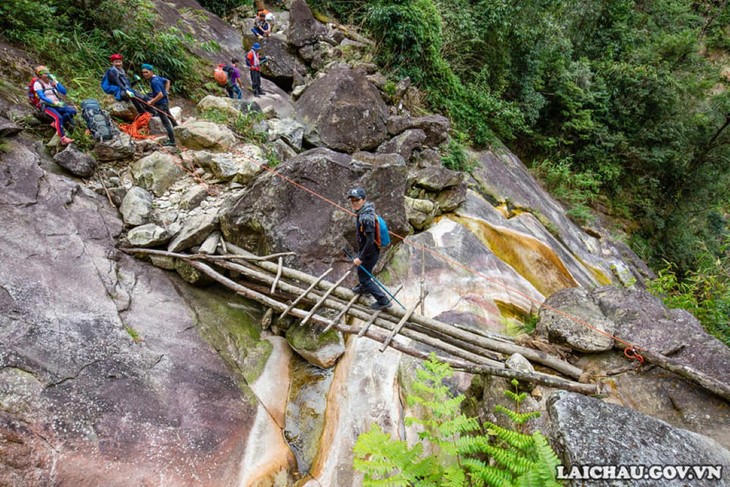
119, 112, 153, 139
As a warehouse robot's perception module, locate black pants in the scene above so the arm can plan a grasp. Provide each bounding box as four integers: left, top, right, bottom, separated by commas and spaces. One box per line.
154, 100, 176, 143
250, 69, 262, 94
357, 248, 388, 305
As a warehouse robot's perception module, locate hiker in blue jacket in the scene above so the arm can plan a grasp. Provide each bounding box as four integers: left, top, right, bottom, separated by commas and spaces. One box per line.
101, 53, 147, 114
347, 187, 391, 310
141, 63, 176, 147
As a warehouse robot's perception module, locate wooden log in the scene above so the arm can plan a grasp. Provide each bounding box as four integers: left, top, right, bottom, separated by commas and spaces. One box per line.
278, 268, 333, 322
182, 260, 597, 395
324, 293, 361, 333
124, 246, 582, 378
220, 243, 584, 378
380, 294, 426, 352
358, 285, 404, 338
300, 270, 352, 326
270, 257, 284, 294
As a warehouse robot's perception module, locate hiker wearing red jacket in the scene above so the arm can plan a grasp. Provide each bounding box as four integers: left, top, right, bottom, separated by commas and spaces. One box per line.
245, 43, 268, 97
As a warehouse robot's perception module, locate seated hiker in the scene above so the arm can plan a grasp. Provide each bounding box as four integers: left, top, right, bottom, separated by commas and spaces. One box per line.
258, 9, 275, 31
251, 12, 271, 38
225, 59, 244, 100
101, 53, 147, 114
31, 65, 77, 146
141, 63, 176, 147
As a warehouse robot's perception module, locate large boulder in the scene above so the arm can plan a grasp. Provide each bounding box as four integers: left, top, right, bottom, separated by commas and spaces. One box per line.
167, 211, 219, 252
220, 147, 408, 275
376, 129, 427, 163
386, 115, 450, 147
286, 326, 346, 369
268, 118, 305, 151
295, 65, 389, 153
537, 287, 615, 352
288, 0, 328, 48
174, 120, 237, 151
259, 36, 307, 92
548, 391, 730, 486
411, 166, 464, 192
197, 95, 244, 119
131, 151, 185, 197
53, 144, 97, 178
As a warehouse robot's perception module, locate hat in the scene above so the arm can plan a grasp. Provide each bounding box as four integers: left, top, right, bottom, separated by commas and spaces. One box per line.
347, 188, 366, 200
252, 43, 261, 50
35, 65, 50, 75
110, 53, 123, 61
141, 63, 154, 71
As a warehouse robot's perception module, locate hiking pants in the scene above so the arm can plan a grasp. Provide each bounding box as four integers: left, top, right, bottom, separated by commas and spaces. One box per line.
226, 83, 242, 100
154, 101, 176, 143
43, 105, 77, 137
250, 70, 262, 94
357, 248, 388, 305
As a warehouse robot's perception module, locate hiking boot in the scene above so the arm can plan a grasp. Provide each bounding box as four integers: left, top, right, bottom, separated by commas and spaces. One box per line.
162, 140, 176, 147
351, 284, 365, 294
60, 136, 74, 145
370, 301, 391, 311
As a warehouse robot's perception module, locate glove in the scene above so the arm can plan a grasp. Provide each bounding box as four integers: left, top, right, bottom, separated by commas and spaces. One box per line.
49, 73, 57, 81
52, 101, 65, 108
126, 90, 135, 98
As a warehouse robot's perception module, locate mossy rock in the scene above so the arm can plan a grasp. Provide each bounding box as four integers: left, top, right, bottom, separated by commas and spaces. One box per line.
285, 326, 345, 368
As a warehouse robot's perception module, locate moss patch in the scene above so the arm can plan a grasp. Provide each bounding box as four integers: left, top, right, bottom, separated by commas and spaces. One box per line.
286, 325, 340, 353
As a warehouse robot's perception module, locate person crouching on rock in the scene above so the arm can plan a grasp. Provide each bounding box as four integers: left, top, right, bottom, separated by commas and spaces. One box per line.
140, 63, 176, 147
251, 11, 271, 38
101, 53, 147, 115
32, 66, 77, 146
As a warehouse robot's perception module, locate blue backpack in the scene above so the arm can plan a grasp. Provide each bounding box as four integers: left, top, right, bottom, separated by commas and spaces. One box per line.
375, 215, 390, 247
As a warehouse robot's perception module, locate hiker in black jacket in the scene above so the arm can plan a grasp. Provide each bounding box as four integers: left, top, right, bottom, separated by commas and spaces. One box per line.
347, 187, 391, 310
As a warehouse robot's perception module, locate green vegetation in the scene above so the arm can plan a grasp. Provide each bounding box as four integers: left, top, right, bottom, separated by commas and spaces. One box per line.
0, 0, 205, 104
648, 239, 730, 347
199, 105, 268, 144
353, 355, 562, 486
124, 325, 142, 343
310, 0, 730, 340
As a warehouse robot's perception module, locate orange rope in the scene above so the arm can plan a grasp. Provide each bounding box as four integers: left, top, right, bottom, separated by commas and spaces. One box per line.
119, 112, 153, 139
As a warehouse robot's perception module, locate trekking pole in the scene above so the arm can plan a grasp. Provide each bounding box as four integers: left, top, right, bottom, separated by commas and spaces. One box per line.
343, 248, 405, 309
130, 94, 178, 125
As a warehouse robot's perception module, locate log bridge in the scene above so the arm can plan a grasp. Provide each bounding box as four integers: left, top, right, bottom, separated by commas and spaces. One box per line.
123, 243, 730, 402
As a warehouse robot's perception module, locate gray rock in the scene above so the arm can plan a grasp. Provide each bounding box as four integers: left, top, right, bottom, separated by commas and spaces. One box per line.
120, 186, 154, 226
376, 129, 427, 163
131, 152, 184, 197
174, 258, 213, 286
167, 211, 219, 252
386, 115, 450, 147
547, 391, 730, 487
435, 184, 467, 213
271, 138, 298, 162
412, 166, 464, 191
126, 223, 170, 247
405, 197, 435, 230
259, 36, 307, 91
288, 0, 328, 48
0, 116, 22, 138
108, 102, 137, 122
53, 144, 97, 178
505, 353, 536, 392
413, 148, 442, 168
537, 287, 615, 352
197, 95, 244, 120
199, 231, 221, 255
351, 151, 406, 167
147, 115, 167, 136
94, 132, 135, 161
180, 185, 209, 211
268, 118, 305, 151
174, 120, 236, 151
295, 65, 389, 153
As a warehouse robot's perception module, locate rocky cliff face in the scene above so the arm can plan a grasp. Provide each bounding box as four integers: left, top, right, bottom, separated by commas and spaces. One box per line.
1, 1, 728, 486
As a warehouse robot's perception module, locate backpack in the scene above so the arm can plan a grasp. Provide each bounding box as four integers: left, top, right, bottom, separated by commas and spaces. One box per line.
81, 99, 116, 142
27, 77, 41, 108
213, 65, 228, 85
375, 215, 391, 247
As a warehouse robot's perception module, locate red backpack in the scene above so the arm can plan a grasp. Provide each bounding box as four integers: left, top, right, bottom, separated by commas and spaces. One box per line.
27, 77, 42, 108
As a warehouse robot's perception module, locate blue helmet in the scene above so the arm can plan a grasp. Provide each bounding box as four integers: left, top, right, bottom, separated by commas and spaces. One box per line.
252, 43, 261, 50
